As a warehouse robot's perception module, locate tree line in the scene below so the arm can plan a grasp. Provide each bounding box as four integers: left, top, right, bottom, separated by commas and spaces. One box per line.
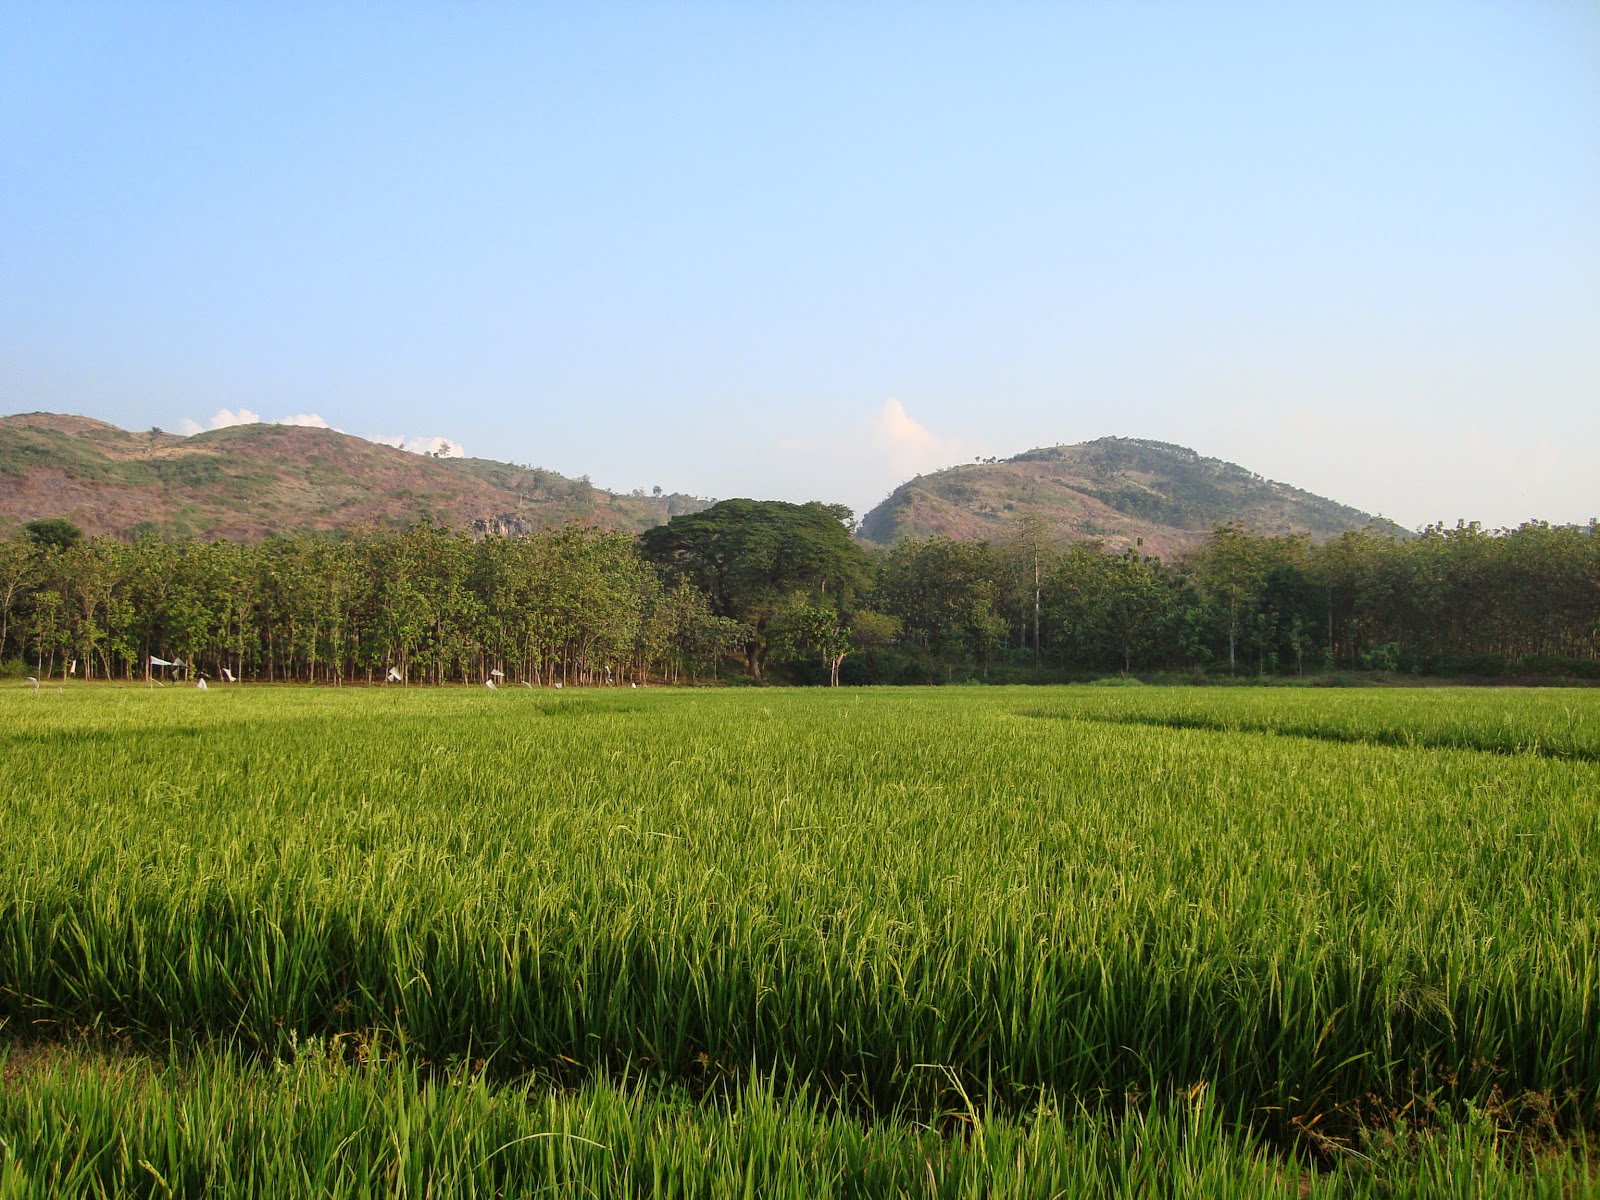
0, 520, 744, 686
870, 518, 1599, 682
2, 507, 1596, 686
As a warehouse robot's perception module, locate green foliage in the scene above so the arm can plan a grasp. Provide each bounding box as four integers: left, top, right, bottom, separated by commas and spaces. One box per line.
875, 536, 1014, 669
640, 500, 872, 678
848, 608, 900, 648
768, 594, 854, 685
1048, 544, 1186, 673
0, 516, 1593, 687
0, 527, 681, 685
23, 517, 83, 550
868, 521, 1599, 681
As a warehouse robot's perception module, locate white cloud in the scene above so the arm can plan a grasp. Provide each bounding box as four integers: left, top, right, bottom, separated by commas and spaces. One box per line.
173, 407, 466, 459
775, 398, 979, 517
177, 407, 262, 434
866, 398, 969, 480
780, 398, 971, 477
372, 433, 466, 458
176, 408, 334, 435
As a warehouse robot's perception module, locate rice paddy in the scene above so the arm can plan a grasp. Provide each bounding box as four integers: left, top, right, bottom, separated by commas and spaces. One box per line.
2, 684, 1597, 1197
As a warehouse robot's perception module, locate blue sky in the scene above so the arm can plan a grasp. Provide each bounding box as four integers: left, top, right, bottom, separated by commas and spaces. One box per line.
2, 2, 1596, 528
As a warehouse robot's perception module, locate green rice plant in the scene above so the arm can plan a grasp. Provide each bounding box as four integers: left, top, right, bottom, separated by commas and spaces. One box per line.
1030, 685, 1600, 760
1, 685, 1597, 1155
1, 1045, 1592, 1199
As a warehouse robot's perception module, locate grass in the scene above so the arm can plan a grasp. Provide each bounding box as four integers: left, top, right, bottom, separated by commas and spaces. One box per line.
2, 684, 1597, 1196
5, 1045, 1593, 1199
1029, 685, 1600, 759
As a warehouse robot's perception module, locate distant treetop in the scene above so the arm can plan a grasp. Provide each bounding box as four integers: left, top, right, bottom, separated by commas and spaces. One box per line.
24, 517, 84, 550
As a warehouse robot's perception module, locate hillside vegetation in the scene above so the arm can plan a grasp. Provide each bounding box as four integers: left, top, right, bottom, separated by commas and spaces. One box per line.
861, 437, 1403, 555
0, 413, 705, 540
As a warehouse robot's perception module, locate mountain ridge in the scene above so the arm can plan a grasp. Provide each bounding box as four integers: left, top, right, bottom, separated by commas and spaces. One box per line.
3, 415, 1404, 554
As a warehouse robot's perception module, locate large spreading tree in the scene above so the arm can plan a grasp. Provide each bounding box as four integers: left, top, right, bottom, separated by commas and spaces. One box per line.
639, 499, 872, 679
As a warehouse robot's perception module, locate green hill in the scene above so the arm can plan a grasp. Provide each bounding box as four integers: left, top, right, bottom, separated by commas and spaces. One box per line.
860, 437, 1404, 557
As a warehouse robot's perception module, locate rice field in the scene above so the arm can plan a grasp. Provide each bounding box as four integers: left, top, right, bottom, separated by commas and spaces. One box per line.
2, 683, 1597, 1197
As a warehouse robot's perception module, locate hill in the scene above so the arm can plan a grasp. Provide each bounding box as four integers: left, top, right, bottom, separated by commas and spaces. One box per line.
0, 413, 707, 540
859, 437, 1404, 557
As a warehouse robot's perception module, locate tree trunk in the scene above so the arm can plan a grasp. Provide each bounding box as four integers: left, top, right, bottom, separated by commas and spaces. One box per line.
1228, 596, 1237, 673
1033, 554, 1041, 672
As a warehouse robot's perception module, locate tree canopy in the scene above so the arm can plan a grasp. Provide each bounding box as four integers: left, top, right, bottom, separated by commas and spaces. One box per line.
23, 518, 83, 551
639, 499, 872, 677
0, 510, 1594, 687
